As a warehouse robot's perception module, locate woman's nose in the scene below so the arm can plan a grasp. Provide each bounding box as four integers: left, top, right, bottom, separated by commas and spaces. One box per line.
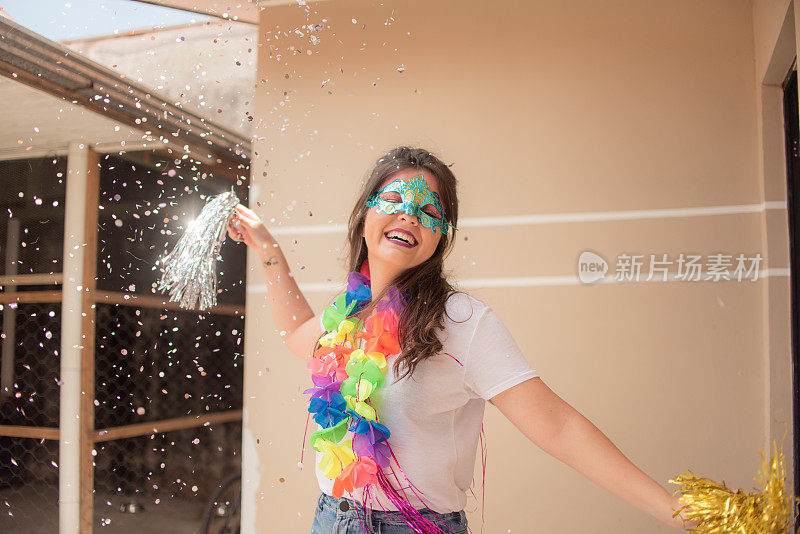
397, 211, 419, 225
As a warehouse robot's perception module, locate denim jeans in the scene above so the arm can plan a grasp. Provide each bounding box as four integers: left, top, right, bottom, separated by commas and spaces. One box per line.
309, 491, 468, 534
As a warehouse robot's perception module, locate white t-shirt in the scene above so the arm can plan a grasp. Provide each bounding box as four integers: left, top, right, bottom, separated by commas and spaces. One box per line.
314, 292, 539, 513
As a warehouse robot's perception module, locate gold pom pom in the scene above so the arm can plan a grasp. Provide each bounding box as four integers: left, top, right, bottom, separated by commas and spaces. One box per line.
669, 441, 799, 533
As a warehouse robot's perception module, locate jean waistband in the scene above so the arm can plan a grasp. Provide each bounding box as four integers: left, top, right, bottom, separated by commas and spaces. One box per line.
318, 491, 464, 526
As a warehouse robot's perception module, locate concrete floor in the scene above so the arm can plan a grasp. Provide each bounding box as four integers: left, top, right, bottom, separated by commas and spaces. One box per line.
0, 482, 207, 533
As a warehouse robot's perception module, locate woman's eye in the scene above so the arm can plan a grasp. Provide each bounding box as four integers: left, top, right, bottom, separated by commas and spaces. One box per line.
422, 205, 442, 219
379, 192, 402, 203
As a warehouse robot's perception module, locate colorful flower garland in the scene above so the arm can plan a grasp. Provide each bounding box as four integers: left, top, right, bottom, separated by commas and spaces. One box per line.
302, 261, 457, 534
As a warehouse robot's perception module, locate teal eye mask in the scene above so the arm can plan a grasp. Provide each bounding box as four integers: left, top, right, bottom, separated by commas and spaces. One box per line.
365, 175, 452, 234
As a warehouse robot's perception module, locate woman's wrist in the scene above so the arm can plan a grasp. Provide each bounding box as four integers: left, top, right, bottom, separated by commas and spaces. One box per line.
257, 242, 284, 272
256, 238, 277, 253
662, 493, 695, 529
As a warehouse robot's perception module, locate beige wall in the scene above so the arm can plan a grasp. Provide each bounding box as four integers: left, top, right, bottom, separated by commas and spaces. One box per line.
242, 0, 796, 532
753, 0, 795, 469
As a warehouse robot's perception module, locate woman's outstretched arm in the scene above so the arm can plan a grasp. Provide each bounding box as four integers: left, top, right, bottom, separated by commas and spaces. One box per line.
227, 204, 322, 358
489, 377, 695, 529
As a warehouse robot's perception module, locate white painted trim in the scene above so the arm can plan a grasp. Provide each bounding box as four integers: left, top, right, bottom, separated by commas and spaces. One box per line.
246, 268, 789, 294
253, 199, 791, 293
456, 200, 788, 227
267, 200, 788, 235
270, 223, 347, 235
255, 0, 331, 6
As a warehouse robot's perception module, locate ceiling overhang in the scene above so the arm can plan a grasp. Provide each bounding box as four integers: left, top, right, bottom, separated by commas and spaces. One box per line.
0, 16, 251, 178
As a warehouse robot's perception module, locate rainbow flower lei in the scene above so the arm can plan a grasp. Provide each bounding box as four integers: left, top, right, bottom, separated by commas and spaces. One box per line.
304, 260, 400, 493
302, 262, 458, 533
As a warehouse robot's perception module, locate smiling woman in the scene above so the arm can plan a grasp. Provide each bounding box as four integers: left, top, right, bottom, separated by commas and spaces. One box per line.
226, 146, 696, 533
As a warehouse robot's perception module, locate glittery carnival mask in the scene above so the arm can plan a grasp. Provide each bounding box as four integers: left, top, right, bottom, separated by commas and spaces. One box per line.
365, 175, 451, 234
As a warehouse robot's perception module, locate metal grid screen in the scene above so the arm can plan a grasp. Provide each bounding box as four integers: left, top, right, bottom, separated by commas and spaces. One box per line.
0, 156, 66, 533
93, 303, 244, 507
94, 305, 244, 427
0, 303, 62, 532
0, 152, 248, 533
90, 152, 247, 530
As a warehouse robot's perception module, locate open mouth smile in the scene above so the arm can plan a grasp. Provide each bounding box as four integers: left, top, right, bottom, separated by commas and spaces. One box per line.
384, 229, 418, 248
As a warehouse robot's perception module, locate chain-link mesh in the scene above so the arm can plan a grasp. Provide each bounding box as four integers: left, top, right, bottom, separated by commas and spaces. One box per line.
95, 304, 244, 427
0, 157, 67, 277
0, 306, 62, 533
0, 437, 59, 533
93, 301, 244, 524
0, 156, 65, 534
5, 304, 62, 426
0, 152, 247, 532
93, 421, 241, 529
89, 151, 246, 531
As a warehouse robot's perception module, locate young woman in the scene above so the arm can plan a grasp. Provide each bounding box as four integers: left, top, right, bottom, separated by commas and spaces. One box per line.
227, 147, 696, 533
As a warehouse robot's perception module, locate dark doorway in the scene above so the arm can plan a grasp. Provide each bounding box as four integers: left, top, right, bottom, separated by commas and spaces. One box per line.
783, 61, 800, 519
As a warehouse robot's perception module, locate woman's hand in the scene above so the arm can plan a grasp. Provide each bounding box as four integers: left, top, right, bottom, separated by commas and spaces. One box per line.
663, 494, 699, 530
226, 204, 275, 254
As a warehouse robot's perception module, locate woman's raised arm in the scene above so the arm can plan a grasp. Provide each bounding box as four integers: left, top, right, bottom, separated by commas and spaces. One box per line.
227, 204, 322, 358
489, 377, 696, 530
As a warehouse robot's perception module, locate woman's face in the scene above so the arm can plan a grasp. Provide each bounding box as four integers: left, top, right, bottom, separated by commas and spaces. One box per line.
363, 168, 445, 275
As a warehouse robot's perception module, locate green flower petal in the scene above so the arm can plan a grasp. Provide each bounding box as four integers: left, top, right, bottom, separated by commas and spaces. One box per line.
310, 418, 349, 451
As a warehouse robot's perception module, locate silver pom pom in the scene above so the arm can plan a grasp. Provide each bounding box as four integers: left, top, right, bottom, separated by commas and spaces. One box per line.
157, 190, 239, 310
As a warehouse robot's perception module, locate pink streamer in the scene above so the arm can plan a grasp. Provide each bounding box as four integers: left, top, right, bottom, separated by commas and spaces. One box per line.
342, 455, 464, 534
443, 352, 463, 367
479, 423, 486, 532
374, 470, 451, 534
299, 410, 311, 470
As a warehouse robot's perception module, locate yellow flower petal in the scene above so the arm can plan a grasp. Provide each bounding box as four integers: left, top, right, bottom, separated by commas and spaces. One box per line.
366, 352, 387, 370
355, 379, 374, 402
355, 400, 376, 421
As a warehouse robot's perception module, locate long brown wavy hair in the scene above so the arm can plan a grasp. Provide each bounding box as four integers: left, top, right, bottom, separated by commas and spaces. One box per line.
346, 146, 460, 382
